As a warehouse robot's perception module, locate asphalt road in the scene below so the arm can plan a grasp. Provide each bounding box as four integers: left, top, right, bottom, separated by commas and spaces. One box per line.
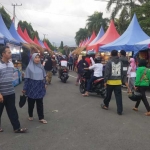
0, 71, 150, 150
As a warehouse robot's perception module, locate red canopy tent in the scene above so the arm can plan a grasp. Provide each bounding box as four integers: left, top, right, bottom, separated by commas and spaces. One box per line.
24, 29, 35, 44
34, 36, 41, 46
85, 31, 96, 47
17, 25, 29, 43
44, 41, 51, 51
87, 20, 120, 52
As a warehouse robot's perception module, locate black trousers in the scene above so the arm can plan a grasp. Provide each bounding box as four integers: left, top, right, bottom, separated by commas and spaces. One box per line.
28, 98, 44, 120
104, 85, 123, 113
0, 94, 20, 130
135, 87, 150, 112
69, 64, 73, 70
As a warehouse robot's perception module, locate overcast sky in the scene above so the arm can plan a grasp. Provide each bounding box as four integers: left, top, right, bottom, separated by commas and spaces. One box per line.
0, 0, 111, 47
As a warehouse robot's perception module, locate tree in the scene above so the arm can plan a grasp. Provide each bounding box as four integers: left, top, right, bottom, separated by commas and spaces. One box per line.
59, 41, 64, 49
133, 1, 150, 36
0, 7, 11, 29
86, 12, 109, 34
75, 28, 89, 46
18, 21, 39, 40
114, 6, 130, 34
106, 0, 146, 19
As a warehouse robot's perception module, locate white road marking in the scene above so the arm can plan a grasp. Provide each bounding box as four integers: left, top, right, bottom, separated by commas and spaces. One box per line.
69, 74, 77, 78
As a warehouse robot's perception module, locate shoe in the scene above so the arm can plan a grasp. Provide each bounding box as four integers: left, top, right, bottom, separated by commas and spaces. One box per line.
117, 112, 122, 115
101, 104, 108, 110
145, 112, 150, 116
132, 108, 138, 111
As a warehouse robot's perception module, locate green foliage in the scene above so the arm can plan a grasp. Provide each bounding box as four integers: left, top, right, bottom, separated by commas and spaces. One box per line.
59, 41, 64, 49
86, 12, 109, 34
75, 28, 89, 46
133, 1, 150, 36
0, 7, 11, 29
18, 21, 39, 40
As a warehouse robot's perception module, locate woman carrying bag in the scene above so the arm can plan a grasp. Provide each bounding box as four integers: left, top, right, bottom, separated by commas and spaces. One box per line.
23, 53, 47, 124
133, 59, 150, 116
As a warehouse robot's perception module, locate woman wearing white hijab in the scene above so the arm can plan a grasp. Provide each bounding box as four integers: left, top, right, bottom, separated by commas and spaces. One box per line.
23, 53, 47, 124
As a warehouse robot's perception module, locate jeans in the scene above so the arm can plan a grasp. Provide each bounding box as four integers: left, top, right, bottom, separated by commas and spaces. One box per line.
0, 94, 20, 130
28, 98, 44, 120
87, 76, 99, 91
104, 85, 123, 113
135, 87, 150, 112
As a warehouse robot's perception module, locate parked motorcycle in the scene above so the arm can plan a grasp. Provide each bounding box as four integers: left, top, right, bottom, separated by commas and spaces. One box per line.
79, 70, 106, 98
60, 67, 69, 83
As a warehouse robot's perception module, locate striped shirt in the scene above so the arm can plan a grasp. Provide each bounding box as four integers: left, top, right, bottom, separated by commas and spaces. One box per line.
0, 60, 15, 96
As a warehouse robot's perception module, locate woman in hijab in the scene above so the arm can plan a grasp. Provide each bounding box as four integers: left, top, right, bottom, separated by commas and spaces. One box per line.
23, 53, 47, 124
127, 58, 136, 92
133, 59, 150, 116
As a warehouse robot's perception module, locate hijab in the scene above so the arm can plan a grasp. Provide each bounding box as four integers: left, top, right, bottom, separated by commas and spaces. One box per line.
130, 58, 136, 71
25, 53, 46, 80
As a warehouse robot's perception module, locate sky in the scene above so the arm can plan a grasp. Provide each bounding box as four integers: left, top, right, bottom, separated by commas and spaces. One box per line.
0, 0, 111, 47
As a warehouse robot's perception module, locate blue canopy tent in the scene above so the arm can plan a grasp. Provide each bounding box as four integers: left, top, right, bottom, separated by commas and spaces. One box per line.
0, 14, 20, 45
88, 26, 105, 45
9, 22, 27, 43
100, 14, 149, 52
134, 39, 150, 54
39, 40, 46, 49
0, 32, 4, 44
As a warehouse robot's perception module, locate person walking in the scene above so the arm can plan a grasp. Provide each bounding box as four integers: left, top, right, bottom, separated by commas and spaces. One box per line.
23, 53, 47, 124
68, 56, 73, 71
0, 46, 27, 133
119, 50, 130, 92
133, 59, 150, 116
76, 56, 89, 86
127, 58, 136, 92
101, 50, 123, 115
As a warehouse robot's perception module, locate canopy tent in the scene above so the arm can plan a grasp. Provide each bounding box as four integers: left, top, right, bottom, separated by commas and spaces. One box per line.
44, 41, 51, 50
84, 32, 96, 47
39, 40, 46, 49
9, 22, 27, 43
87, 26, 104, 48
134, 39, 150, 54
0, 32, 4, 44
17, 25, 30, 43
79, 41, 83, 47
24, 29, 35, 44
87, 20, 120, 52
34, 36, 41, 46
81, 38, 88, 47
100, 14, 149, 52
0, 14, 20, 45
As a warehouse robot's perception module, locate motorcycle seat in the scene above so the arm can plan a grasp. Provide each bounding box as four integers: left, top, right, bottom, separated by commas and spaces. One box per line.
93, 78, 104, 84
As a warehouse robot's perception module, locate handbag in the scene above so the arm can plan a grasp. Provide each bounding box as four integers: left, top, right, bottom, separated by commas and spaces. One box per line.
128, 68, 148, 101
19, 95, 27, 108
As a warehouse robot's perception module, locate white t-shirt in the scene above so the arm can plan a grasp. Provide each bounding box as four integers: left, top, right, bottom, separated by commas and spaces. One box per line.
127, 66, 136, 77
61, 60, 67, 67
89, 63, 103, 77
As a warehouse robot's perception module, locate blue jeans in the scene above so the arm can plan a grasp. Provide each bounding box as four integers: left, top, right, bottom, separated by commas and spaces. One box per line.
87, 76, 99, 92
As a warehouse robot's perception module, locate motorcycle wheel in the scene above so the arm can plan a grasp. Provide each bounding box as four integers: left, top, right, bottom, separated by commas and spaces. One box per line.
79, 83, 86, 94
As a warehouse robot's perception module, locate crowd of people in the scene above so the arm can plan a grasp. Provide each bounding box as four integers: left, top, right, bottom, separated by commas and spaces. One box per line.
0, 45, 150, 134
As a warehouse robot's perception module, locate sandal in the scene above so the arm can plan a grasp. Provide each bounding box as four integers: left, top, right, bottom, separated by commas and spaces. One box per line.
145, 112, 150, 116
0, 128, 3, 132
28, 117, 33, 121
14, 128, 27, 133
101, 104, 108, 110
132, 108, 138, 111
82, 94, 89, 97
39, 119, 47, 124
